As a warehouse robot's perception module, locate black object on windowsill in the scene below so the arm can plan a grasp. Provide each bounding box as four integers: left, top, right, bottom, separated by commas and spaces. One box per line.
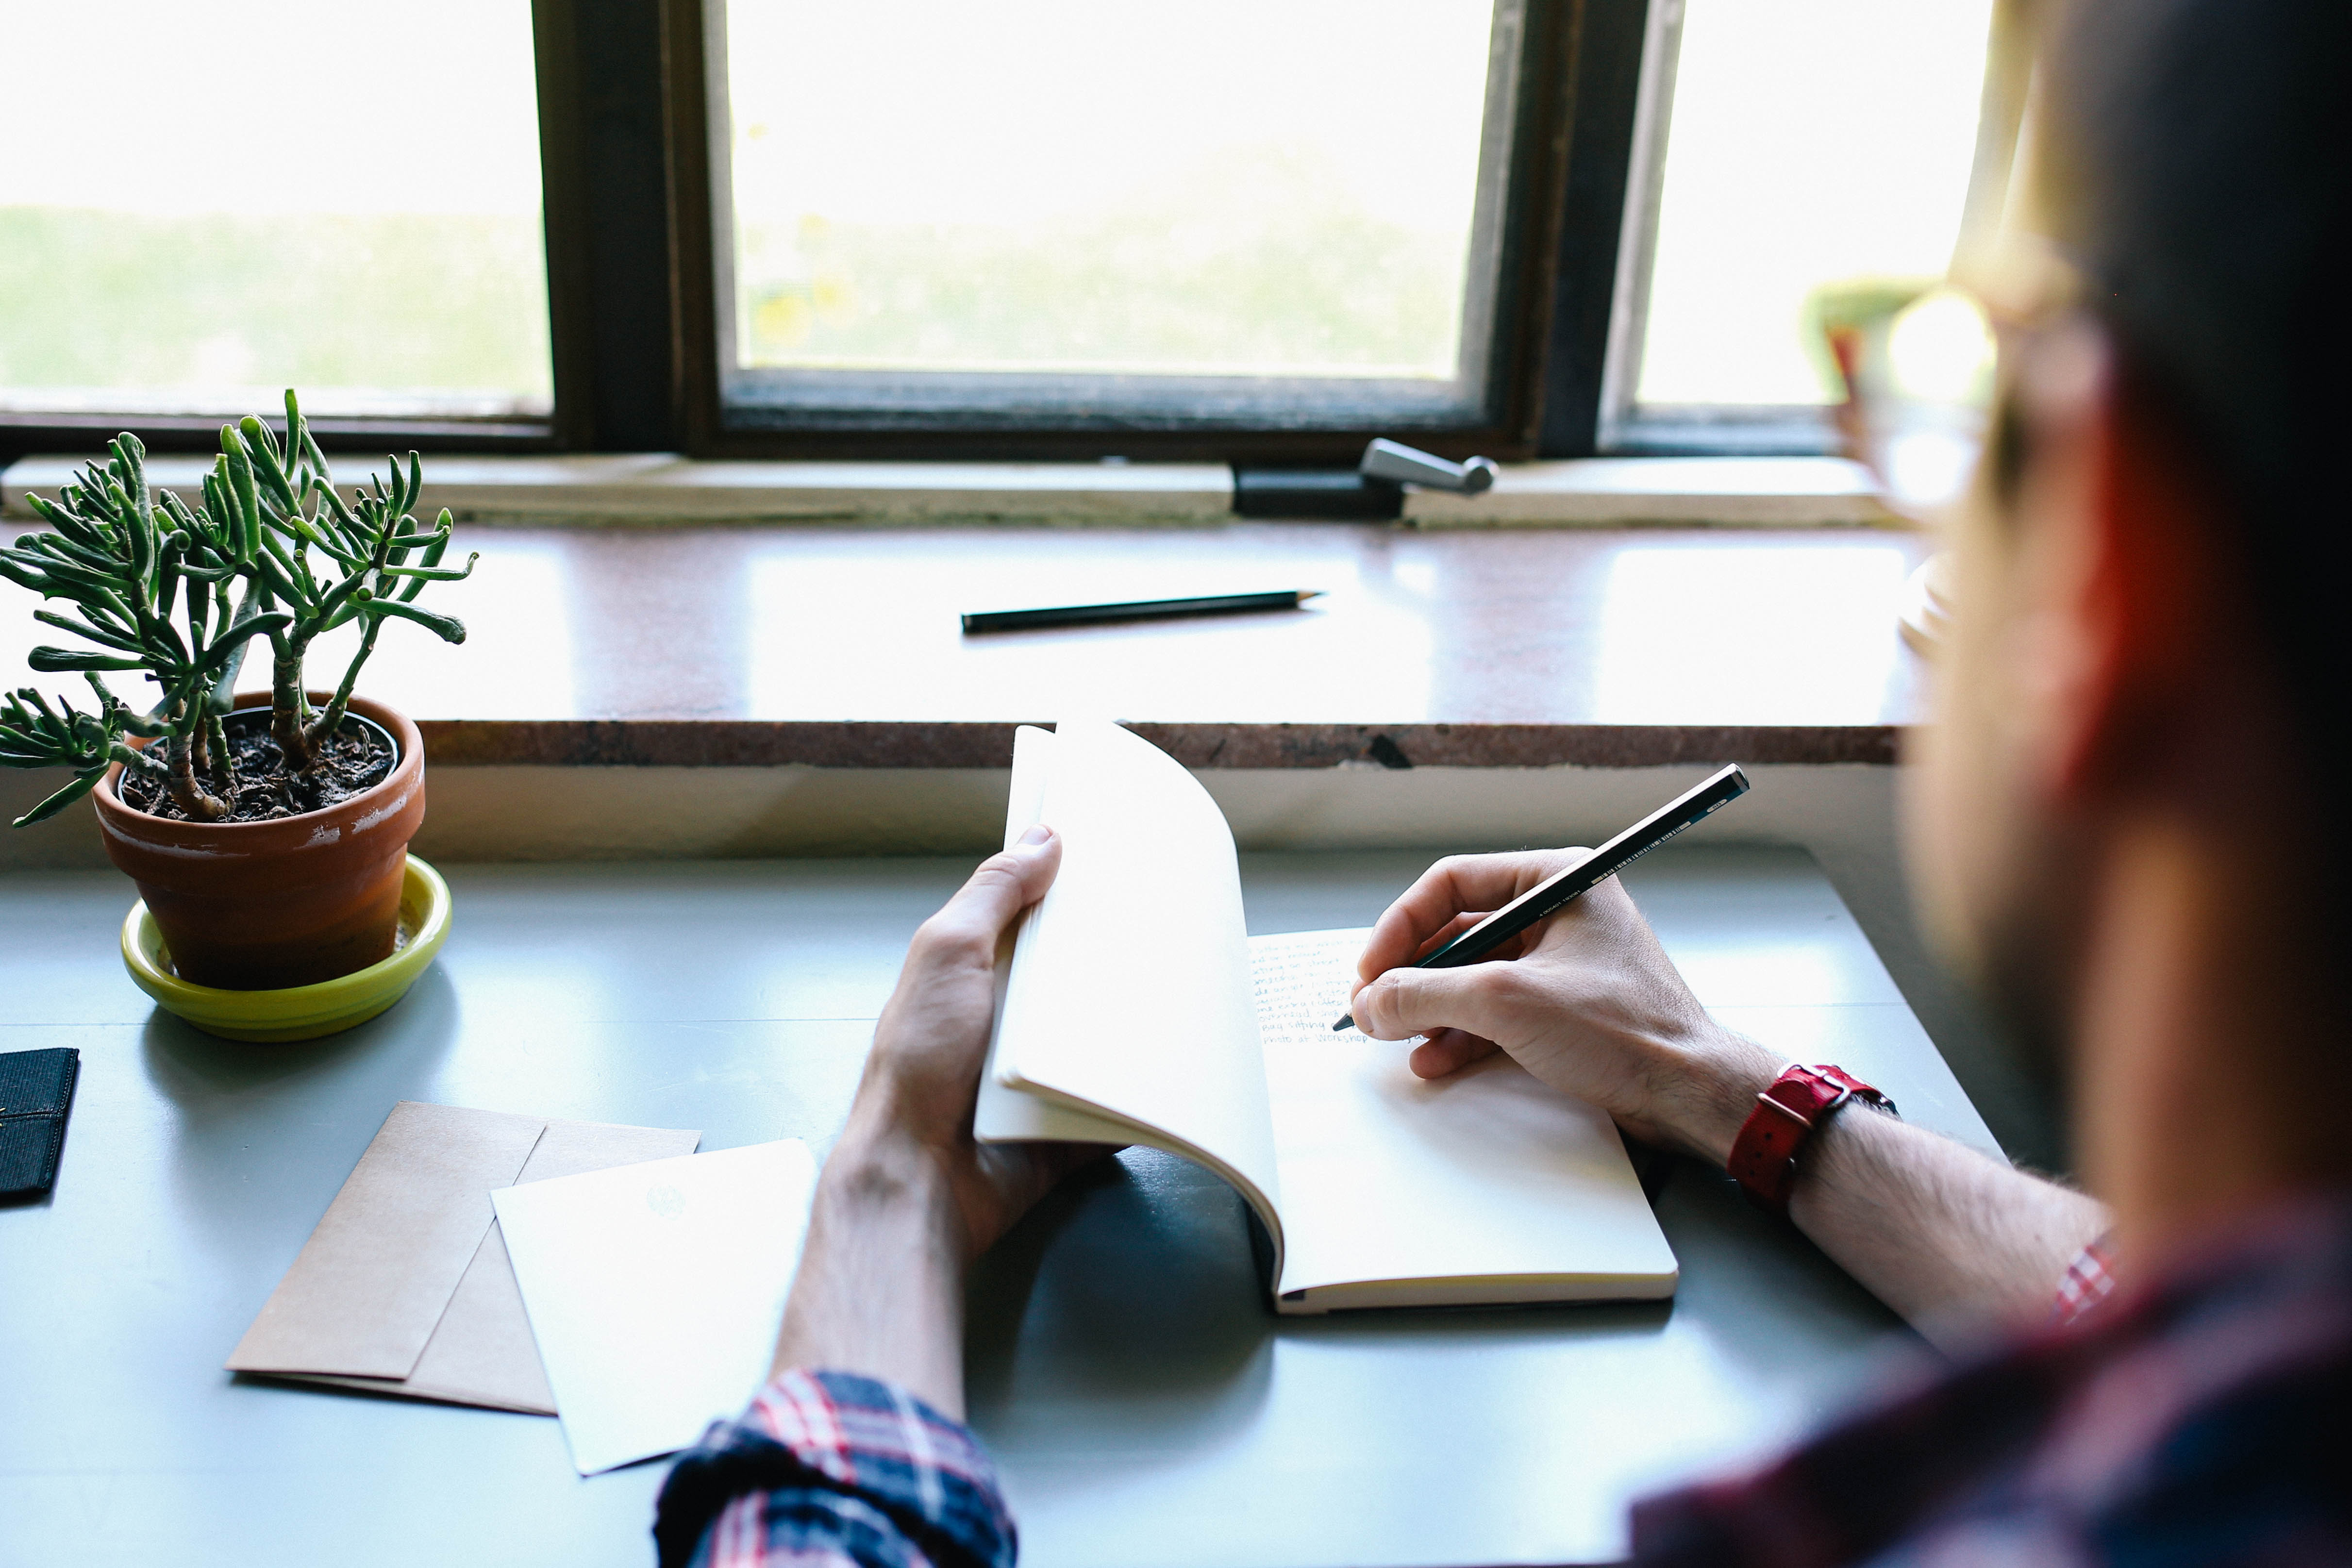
1231, 439, 1499, 520
0, 1048, 80, 1203
1233, 467, 1405, 519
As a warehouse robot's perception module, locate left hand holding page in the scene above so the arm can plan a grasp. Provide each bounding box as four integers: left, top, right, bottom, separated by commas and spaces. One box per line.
770, 825, 1105, 1417
855, 822, 1107, 1257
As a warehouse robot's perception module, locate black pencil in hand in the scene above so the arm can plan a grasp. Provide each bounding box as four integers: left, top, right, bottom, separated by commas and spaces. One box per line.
1334, 765, 1751, 1031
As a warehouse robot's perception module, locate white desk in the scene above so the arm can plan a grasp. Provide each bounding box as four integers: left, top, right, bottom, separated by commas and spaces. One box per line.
0, 848, 1992, 1567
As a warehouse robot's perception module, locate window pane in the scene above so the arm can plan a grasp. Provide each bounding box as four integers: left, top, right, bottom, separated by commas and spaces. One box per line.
716, 0, 1510, 426
0, 0, 551, 422
1633, 0, 1994, 410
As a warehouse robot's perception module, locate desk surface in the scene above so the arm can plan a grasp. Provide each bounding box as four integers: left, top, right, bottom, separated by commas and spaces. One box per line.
0, 848, 1994, 1568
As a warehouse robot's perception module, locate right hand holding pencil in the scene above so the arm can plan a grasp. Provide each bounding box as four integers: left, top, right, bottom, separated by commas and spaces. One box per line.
1348, 850, 1783, 1164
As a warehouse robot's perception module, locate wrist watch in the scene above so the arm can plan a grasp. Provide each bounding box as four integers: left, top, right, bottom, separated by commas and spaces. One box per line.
1727, 1063, 1897, 1214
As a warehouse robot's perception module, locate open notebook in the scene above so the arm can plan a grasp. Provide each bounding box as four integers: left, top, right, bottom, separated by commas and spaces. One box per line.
976, 719, 1677, 1314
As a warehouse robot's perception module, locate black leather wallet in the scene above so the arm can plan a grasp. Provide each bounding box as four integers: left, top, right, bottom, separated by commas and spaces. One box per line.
0, 1047, 79, 1201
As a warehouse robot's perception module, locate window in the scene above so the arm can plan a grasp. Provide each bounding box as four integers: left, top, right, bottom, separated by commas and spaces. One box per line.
1601, 0, 2006, 453
0, 0, 552, 441
0, 0, 2018, 467
697, 0, 1543, 449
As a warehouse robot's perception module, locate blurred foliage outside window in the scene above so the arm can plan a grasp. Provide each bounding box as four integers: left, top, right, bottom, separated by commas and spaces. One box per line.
0, 0, 551, 421
721, 0, 1498, 382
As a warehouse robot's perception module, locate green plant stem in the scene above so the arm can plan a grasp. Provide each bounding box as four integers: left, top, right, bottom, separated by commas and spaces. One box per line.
111, 741, 166, 778
269, 634, 313, 768
203, 711, 232, 792
308, 616, 382, 752
164, 733, 228, 821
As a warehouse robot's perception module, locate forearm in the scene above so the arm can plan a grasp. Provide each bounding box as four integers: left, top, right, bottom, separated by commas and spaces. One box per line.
770, 1123, 969, 1418
1680, 1027, 2106, 1348
666, 836, 1062, 1568
1348, 856, 2108, 1347
1787, 1108, 2107, 1346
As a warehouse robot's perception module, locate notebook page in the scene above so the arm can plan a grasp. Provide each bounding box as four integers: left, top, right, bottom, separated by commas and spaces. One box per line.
989, 720, 1283, 1242
976, 727, 1143, 1150
1252, 929, 1676, 1308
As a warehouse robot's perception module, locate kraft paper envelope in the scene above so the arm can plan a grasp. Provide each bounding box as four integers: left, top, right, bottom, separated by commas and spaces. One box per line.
226, 1101, 701, 1414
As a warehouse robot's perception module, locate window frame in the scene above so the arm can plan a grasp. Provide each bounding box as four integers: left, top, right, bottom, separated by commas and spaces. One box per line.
11, 0, 2014, 472
535, 0, 688, 455
1589, 0, 2031, 458
1593, 0, 1839, 456
664, 0, 1585, 465
0, 0, 681, 467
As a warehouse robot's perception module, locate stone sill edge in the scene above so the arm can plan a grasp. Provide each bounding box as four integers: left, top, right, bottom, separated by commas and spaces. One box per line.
418, 719, 1903, 770
2, 454, 1896, 529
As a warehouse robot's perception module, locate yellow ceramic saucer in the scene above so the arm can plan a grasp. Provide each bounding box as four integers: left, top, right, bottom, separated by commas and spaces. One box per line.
119, 855, 453, 1043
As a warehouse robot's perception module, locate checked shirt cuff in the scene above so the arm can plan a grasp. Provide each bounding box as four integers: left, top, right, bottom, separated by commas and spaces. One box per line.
2051, 1236, 2118, 1329
655, 1368, 1015, 1568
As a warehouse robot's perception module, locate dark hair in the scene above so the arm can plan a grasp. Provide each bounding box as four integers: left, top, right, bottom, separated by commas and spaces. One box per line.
2042, 0, 2350, 733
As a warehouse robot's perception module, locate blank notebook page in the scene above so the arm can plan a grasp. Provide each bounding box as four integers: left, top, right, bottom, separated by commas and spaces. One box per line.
1251, 929, 1677, 1302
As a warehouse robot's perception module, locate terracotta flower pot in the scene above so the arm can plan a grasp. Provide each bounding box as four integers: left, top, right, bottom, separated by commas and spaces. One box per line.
91, 693, 427, 991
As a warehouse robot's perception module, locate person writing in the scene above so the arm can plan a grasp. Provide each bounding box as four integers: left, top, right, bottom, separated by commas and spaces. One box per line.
654, 0, 2351, 1560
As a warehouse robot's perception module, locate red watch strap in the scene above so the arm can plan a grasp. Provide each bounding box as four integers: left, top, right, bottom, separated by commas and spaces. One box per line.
1727, 1064, 1896, 1214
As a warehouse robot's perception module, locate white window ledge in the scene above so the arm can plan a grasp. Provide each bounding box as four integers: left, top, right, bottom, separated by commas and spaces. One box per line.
2, 453, 1892, 529
1402, 457, 1888, 527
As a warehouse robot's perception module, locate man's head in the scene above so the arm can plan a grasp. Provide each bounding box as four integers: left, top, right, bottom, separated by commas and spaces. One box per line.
1907, 0, 2350, 1132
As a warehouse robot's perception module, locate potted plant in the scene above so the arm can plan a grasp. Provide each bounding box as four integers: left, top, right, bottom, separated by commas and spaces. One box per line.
0, 391, 475, 1024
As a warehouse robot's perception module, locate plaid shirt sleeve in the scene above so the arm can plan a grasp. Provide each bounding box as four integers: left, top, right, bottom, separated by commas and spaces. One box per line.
653, 1369, 1016, 1568
1627, 1196, 2352, 1568
2049, 1234, 2117, 1328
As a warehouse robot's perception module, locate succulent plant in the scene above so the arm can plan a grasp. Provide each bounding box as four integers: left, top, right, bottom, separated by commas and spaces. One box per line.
214, 392, 475, 770
0, 678, 156, 826
0, 391, 476, 826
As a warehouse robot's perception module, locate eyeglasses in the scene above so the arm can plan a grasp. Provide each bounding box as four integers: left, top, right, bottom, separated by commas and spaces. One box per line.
1814, 236, 2084, 528
1809, 238, 2083, 650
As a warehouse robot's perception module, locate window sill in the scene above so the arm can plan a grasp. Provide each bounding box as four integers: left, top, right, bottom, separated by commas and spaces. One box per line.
0, 519, 1929, 866
0, 518, 1927, 758
1, 454, 1891, 529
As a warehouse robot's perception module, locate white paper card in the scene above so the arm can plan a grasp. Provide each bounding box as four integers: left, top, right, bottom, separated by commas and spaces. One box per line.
493, 1139, 818, 1475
